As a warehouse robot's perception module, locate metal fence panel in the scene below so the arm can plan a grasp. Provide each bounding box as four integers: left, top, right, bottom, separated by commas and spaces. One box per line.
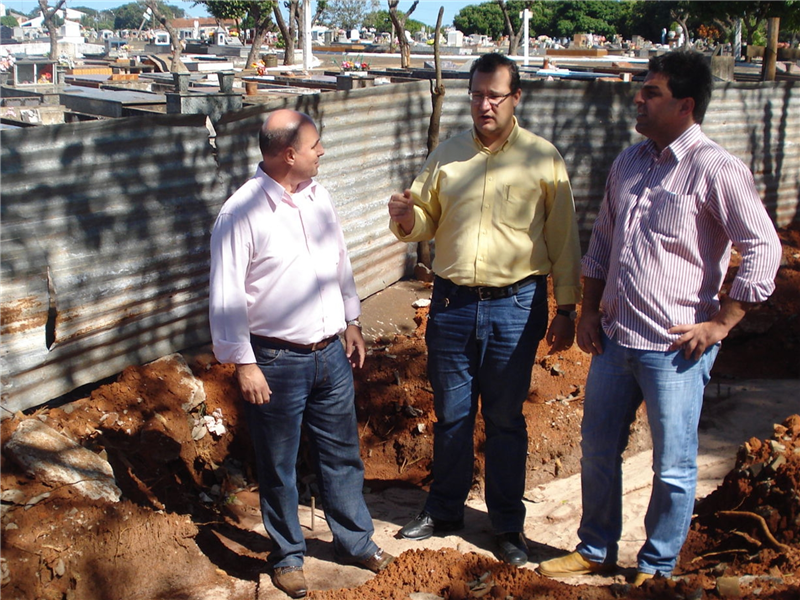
2, 79, 797, 415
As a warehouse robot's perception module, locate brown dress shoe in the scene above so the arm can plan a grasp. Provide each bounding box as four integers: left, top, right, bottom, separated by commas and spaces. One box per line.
358, 548, 395, 573
273, 566, 307, 598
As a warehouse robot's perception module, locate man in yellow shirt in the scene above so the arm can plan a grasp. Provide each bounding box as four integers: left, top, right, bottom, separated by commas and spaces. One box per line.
388, 53, 581, 566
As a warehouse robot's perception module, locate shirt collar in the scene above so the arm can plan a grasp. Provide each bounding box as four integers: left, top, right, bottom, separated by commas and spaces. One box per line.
471, 116, 520, 153
642, 123, 703, 162
666, 123, 703, 162
255, 163, 317, 207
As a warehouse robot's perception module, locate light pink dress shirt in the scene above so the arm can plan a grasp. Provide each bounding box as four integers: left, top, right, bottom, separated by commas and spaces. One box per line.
582, 124, 781, 351
209, 165, 361, 365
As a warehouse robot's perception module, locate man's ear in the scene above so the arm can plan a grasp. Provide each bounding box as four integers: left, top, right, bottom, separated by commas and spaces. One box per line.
680, 97, 696, 120
284, 146, 296, 166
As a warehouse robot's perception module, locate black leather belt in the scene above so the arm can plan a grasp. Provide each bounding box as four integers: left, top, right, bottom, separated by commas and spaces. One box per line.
438, 274, 545, 301
250, 334, 338, 352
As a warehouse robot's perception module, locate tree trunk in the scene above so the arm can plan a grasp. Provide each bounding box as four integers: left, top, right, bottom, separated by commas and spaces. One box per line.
669, 6, 692, 50
496, 0, 519, 55
48, 23, 59, 60
144, 0, 185, 71
38, 0, 66, 61
296, 1, 305, 59
246, 27, 269, 68
388, 0, 418, 69
387, 5, 408, 68
273, 2, 296, 65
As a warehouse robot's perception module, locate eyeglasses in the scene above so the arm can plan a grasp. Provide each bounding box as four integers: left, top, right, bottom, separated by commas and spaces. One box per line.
468, 91, 513, 107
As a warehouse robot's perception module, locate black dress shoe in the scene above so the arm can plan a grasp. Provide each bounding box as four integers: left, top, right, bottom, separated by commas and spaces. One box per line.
398, 511, 464, 540
496, 532, 528, 566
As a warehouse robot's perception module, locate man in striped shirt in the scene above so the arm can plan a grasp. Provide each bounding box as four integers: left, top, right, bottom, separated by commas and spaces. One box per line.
538, 51, 781, 585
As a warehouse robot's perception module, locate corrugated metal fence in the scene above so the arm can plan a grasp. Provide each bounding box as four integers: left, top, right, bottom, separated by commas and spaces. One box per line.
2, 78, 798, 414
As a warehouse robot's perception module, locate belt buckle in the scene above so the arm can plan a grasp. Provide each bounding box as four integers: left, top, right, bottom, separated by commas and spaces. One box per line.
477, 287, 493, 301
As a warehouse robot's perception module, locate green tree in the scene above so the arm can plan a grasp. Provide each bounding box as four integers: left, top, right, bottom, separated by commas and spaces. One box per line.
321, 0, 377, 30
454, 3, 505, 40
1, 15, 19, 27
454, 1, 551, 43
692, 0, 800, 45
197, 1, 278, 67
363, 9, 424, 34
75, 6, 116, 31
113, 2, 145, 29
548, 0, 624, 39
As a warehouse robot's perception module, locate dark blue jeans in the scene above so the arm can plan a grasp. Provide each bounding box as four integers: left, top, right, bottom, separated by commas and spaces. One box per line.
245, 339, 377, 569
423, 276, 548, 534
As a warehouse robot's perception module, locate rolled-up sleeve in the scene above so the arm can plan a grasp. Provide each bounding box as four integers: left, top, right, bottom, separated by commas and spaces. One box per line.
712, 159, 781, 303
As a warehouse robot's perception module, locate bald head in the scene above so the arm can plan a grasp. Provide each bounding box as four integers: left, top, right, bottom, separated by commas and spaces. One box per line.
259, 109, 316, 158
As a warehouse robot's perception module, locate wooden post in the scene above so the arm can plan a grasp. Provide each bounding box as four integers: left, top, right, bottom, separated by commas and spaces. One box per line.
762, 17, 779, 82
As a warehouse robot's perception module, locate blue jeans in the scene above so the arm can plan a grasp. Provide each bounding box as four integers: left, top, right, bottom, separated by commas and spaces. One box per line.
244, 339, 377, 569
576, 332, 719, 575
423, 276, 548, 534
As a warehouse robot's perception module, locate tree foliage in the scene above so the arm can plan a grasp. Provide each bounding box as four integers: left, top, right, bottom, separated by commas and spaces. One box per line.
320, 0, 378, 30
110, 1, 183, 31
113, 3, 143, 29
1, 15, 19, 27
549, 1, 623, 38
453, 3, 506, 40
454, 1, 554, 41
362, 9, 425, 34
74, 6, 116, 31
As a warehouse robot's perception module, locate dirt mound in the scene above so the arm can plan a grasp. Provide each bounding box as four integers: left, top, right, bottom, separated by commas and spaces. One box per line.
679, 415, 800, 582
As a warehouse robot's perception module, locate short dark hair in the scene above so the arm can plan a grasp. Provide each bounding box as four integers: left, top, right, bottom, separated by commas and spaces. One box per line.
469, 53, 520, 94
258, 113, 312, 157
648, 51, 713, 123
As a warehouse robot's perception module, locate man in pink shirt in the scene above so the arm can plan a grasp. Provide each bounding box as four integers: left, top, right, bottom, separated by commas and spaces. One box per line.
209, 110, 392, 599
538, 51, 781, 585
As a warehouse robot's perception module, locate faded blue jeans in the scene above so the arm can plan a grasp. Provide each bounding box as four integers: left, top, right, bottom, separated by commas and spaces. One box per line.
423, 275, 548, 534
576, 332, 719, 575
244, 338, 377, 569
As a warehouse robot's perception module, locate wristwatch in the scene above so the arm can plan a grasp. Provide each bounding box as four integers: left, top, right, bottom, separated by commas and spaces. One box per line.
346, 319, 362, 329
556, 309, 578, 321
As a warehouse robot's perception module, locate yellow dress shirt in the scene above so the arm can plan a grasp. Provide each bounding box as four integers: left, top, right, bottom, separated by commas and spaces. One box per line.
390, 119, 582, 306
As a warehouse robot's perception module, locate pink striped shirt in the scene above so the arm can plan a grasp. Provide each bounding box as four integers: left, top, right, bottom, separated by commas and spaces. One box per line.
582, 124, 781, 351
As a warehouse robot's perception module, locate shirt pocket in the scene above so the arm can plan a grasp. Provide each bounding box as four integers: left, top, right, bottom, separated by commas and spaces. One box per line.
500, 184, 539, 231
647, 190, 699, 237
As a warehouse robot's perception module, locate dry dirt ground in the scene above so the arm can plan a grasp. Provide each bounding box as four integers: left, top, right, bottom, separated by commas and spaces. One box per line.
2, 222, 799, 600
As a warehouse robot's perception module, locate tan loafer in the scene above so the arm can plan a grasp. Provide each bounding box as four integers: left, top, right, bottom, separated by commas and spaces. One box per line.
537, 551, 616, 578
273, 566, 307, 598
